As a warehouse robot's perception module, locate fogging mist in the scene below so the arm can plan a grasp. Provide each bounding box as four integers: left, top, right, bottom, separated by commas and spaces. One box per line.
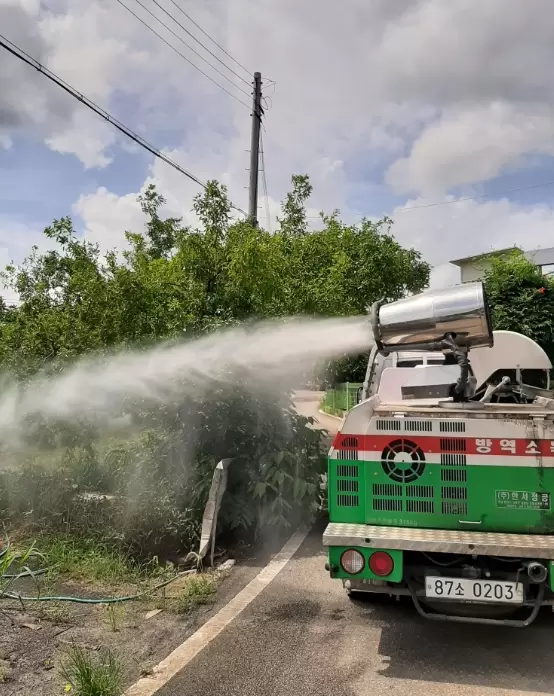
0, 315, 373, 439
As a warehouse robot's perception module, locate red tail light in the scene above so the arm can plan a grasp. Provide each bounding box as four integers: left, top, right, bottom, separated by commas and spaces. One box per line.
368, 551, 394, 577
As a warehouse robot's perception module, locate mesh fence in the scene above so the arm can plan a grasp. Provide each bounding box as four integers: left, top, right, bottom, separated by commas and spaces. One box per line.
321, 383, 362, 414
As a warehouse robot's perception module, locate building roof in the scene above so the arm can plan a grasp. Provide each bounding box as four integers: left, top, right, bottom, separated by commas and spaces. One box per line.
450, 246, 554, 269
523, 247, 554, 267
449, 247, 520, 267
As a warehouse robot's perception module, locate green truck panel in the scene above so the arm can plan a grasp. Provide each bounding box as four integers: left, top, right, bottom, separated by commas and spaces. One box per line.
328, 457, 554, 534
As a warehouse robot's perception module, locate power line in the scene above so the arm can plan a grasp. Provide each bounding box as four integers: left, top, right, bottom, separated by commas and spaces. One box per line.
394, 180, 554, 212
304, 178, 554, 221
0, 34, 247, 216
115, 0, 251, 108
260, 131, 271, 233
166, 0, 252, 77
150, 0, 251, 88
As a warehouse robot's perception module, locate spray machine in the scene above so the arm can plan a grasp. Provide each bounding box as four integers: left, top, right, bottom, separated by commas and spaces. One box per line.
323, 281, 554, 627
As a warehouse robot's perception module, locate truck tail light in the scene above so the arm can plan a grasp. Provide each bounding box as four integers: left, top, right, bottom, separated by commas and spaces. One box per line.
368, 551, 394, 577
340, 549, 364, 574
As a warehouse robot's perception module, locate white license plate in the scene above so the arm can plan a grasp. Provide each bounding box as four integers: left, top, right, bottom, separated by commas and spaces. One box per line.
425, 576, 524, 605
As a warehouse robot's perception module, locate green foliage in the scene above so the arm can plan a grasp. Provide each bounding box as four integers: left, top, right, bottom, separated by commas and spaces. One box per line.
278, 174, 313, 237
175, 573, 217, 614
60, 645, 123, 696
483, 251, 554, 360
0, 174, 429, 558
37, 537, 159, 585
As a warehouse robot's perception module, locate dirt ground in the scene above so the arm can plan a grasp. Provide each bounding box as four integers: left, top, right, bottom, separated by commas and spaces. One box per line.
0, 551, 271, 696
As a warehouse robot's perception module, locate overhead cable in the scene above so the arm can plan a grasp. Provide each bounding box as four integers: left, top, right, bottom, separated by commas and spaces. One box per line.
0, 35, 247, 216
115, 0, 251, 108
150, 0, 251, 87
167, 0, 252, 76
394, 180, 554, 212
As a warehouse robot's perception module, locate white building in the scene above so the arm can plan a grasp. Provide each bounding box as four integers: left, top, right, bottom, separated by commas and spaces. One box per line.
450, 247, 554, 283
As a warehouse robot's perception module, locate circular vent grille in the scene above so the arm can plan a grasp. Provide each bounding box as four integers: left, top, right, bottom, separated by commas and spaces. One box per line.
381, 439, 426, 483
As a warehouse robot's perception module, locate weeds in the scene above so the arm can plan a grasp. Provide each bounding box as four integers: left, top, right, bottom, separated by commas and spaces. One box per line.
0, 541, 40, 597
36, 601, 72, 625
103, 603, 125, 632
1, 384, 325, 563
175, 573, 217, 614
38, 538, 159, 586
60, 644, 123, 696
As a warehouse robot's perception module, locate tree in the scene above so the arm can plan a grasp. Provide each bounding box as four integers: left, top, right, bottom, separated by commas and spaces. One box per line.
483, 251, 554, 360
278, 174, 313, 237
0, 173, 431, 554
137, 184, 182, 259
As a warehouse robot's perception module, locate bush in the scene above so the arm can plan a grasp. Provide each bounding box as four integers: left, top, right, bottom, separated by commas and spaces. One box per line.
1, 381, 325, 560
0, 175, 425, 561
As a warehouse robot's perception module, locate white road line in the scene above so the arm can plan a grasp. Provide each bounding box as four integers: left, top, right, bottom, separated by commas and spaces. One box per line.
124, 526, 311, 696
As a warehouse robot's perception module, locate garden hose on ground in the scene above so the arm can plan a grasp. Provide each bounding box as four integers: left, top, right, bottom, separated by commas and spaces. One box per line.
1, 568, 197, 604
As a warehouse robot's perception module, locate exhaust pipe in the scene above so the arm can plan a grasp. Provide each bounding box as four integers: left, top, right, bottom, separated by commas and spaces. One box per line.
526, 561, 548, 584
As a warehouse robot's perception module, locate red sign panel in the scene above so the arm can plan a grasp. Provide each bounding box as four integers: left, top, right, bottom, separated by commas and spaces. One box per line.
332, 434, 554, 457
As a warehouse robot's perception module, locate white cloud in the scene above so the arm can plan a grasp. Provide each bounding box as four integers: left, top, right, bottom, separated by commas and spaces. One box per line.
391, 196, 554, 268
4, 0, 554, 191
429, 264, 460, 290
386, 103, 554, 196
5, 0, 554, 276
73, 187, 144, 251
46, 109, 117, 168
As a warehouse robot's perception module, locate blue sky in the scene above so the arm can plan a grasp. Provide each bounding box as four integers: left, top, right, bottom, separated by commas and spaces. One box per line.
3, 0, 554, 296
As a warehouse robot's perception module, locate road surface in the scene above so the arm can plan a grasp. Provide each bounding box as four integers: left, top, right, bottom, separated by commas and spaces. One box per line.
154, 521, 554, 696
293, 389, 342, 438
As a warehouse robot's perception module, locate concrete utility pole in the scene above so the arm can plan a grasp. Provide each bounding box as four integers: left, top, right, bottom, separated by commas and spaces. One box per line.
248, 71, 262, 227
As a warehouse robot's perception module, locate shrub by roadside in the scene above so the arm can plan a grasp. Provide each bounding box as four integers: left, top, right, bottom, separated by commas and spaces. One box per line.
1, 382, 326, 564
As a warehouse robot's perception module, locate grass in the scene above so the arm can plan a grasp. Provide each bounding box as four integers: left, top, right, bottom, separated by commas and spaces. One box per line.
175, 573, 217, 614
319, 402, 344, 417
103, 603, 125, 632
60, 645, 123, 696
37, 537, 163, 586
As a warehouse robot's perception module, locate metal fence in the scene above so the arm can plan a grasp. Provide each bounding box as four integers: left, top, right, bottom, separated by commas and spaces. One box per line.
321, 382, 362, 414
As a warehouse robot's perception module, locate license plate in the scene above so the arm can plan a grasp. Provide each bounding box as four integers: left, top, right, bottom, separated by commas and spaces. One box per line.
425, 576, 524, 604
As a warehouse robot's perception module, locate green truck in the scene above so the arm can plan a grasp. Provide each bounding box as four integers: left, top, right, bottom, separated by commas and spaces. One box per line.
323, 281, 554, 626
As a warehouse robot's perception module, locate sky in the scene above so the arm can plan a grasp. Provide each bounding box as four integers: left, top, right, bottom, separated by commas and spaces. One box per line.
3, 0, 554, 302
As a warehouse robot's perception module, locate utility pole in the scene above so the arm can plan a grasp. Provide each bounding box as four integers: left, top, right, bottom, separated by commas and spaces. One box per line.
248, 71, 262, 227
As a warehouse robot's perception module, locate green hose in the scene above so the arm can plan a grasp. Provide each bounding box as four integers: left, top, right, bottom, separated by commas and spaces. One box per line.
1, 569, 195, 604
2, 567, 52, 579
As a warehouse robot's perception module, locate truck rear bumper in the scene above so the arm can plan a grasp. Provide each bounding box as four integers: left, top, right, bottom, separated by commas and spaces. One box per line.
323, 522, 554, 559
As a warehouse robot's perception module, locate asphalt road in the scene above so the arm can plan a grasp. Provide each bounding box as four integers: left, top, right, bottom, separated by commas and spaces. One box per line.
157, 522, 554, 696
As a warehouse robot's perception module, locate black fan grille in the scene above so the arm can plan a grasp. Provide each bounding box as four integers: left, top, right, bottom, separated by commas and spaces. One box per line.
381, 438, 426, 483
